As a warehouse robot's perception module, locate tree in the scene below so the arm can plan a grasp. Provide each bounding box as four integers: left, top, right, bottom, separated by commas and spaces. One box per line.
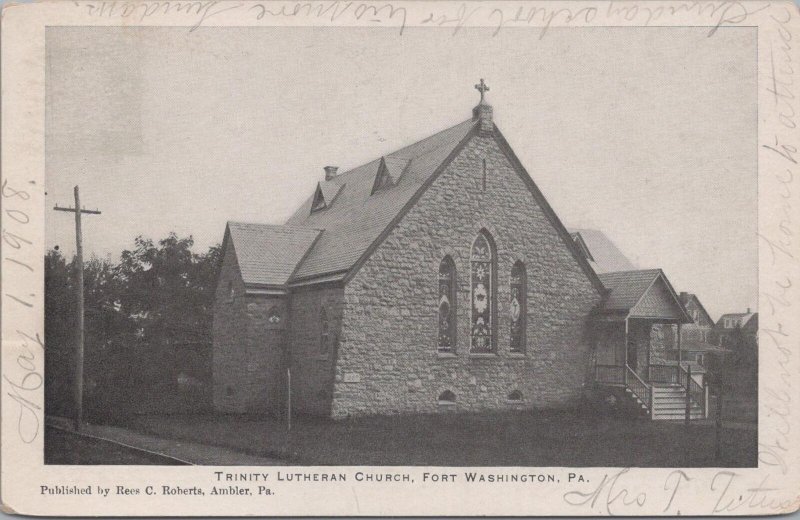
44, 233, 221, 422
44, 249, 75, 418
115, 234, 220, 345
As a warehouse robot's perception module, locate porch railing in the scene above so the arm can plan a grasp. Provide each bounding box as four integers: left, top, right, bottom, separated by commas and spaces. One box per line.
593, 362, 707, 419
625, 364, 652, 413
594, 364, 625, 385
647, 364, 680, 384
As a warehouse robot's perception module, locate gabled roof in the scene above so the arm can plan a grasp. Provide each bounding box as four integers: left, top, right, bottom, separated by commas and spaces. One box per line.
716, 312, 758, 328
599, 269, 662, 311
679, 292, 714, 324
568, 228, 636, 274
285, 118, 477, 281
597, 268, 692, 323
222, 108, 604, 295
225, 222, 321, 287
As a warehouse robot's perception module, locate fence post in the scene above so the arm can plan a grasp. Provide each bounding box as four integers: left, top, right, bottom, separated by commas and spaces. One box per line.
287, 367, 292, 432
684, 364, 692, 425
715, 388, 723, 462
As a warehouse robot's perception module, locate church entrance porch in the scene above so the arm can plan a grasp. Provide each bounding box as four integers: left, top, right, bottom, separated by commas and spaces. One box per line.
592, 317, 707, 421
590, 269, 706, 421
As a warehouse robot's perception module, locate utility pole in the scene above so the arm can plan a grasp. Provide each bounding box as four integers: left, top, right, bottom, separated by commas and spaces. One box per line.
54, 186, 101, 431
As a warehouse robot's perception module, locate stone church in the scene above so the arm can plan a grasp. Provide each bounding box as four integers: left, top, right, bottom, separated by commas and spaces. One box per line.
213, 80, 697, 419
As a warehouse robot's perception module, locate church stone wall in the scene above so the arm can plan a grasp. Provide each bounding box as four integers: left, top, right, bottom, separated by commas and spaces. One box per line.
288, 284, 343, 416
212, 238, 287, 414
333, 133, 603, 417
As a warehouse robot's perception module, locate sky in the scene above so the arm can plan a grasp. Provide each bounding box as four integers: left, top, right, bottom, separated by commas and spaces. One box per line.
45, 26, 757, 320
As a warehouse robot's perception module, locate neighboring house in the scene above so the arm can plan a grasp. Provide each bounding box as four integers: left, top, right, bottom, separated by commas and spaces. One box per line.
213, 84, 607, 418
673, 292, 725, 367
649, 292, 728, 388
680, 292, 715, 334
715, 309, 759, 348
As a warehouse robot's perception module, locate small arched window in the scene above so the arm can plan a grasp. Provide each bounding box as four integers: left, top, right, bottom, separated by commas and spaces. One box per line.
510, 261, 527, 353
438, 390, 456, 404
227, 280, 235, 301
507, 390, 523, 402
438, 256, 457, 352
320, 307, 330, 356
470, 231, 496, 353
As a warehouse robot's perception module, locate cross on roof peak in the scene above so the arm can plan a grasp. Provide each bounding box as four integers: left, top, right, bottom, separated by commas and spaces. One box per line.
474, 78, 490, 103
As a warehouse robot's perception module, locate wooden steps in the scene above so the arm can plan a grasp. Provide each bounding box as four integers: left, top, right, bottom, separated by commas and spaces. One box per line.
594, 365, 707, 421
650, 385, 703, 421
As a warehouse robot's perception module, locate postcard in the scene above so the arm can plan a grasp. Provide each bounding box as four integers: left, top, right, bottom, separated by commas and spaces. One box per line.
1, 0, 799, 515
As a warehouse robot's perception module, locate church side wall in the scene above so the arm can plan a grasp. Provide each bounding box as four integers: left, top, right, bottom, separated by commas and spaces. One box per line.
212, 239, 249, 413
212, 238, 287, 414
288, 284, 343, 416
333, 133, 602, 417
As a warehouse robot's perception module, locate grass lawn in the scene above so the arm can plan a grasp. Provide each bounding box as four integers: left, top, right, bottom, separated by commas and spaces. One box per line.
45, 426, 187, 465
115, 408, 756, 467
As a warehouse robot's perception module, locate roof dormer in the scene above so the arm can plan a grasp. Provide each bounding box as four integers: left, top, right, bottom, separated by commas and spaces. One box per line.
311, 179, 344, 214
311, 184, 327, 212
371, 156, 409, 194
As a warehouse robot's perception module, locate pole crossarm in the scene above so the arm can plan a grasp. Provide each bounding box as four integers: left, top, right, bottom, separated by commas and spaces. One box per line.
53, 205, 102, 215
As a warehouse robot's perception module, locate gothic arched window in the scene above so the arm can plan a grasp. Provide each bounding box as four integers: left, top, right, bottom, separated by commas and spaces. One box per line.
438, 256, 457, 352
470, 231, 496, 353
510, 261, 527, 353
268, 305, 281, 325
320, 307, 330, 356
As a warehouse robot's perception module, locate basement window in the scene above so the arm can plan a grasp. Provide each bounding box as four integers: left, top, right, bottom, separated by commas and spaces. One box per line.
438, 390, 456, 406
507, 390, 523, 402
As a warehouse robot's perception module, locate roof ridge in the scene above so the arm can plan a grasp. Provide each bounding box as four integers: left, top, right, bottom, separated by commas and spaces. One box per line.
228, 220, 324, 232
600, 268, 661, 276
321, 119, 475, 180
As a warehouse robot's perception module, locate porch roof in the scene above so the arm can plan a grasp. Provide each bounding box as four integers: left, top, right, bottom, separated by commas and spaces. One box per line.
597, 269, 693, 323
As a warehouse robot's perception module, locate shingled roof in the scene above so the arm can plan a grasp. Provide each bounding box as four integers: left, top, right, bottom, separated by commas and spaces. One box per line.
220, 102, 605, 295
285, 118, 477, 281
597, 269, 692, 322
568, 228, 636, 274
716, 311, 758, 328
225, 222, 321, 287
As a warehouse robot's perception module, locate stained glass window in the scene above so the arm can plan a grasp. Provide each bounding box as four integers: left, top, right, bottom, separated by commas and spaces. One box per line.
268, 305, 281, 325
470, 231, 495, 353
438, 256, 457, 352
320, 307, 329, 356
510, 261, 527, 353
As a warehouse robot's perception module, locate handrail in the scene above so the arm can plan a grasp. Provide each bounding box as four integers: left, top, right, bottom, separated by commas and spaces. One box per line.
679, 363, 706, 418
624, 364, 651, 414
626, 364, 650, 388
